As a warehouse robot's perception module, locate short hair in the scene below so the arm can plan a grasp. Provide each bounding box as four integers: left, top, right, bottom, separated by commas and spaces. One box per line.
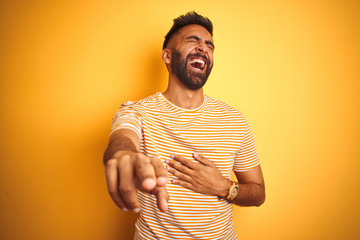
163, 11, 213, 49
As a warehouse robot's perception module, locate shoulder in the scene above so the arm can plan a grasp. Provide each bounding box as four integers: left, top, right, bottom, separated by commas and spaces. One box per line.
120, 92, 161, 111
205, 95, 244, 118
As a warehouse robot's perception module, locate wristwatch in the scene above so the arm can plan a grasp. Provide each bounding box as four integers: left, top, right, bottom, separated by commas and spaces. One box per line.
226, 181, 239, 201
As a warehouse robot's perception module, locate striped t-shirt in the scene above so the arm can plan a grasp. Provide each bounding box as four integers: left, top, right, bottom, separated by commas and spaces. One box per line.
111, 92, 260, 240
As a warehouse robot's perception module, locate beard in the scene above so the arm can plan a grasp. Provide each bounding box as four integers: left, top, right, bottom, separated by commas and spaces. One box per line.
171, 49, 213, 90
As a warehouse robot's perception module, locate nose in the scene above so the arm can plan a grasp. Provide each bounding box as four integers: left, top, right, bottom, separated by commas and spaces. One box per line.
195, 42, 208, 53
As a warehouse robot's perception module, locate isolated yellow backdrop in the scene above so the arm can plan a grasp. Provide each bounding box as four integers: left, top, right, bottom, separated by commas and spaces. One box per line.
1, 0, 359, 239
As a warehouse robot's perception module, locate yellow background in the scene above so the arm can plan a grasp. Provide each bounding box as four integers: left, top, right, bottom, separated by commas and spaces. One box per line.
1, 0, 359, 239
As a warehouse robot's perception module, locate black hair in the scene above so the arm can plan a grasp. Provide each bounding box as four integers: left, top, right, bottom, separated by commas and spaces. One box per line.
162, 11, 213, 49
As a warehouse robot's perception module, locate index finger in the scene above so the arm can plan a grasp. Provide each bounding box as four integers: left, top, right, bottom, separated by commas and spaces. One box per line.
170, 154, 197, 169
134, 154, 157, 191
150, 156, 168, 186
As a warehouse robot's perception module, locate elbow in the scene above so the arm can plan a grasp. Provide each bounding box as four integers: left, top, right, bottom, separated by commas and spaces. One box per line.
255, 197, 265, 207
255, 191, 266, 207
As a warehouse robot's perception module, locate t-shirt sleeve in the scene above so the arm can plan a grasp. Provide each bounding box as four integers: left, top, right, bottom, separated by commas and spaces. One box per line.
110, 102, 142, 141
233, 117, 260, 172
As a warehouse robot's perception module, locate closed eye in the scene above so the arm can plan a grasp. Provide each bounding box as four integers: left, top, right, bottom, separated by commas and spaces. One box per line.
185, 35, 215, 50
186, 35, 200, 41
205, 40, 214, 50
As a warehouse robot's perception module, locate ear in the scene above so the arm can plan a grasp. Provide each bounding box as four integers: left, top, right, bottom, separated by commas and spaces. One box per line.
161, 48, 171, 65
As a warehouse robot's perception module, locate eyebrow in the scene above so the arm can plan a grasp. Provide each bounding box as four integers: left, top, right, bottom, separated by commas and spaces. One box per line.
185, 35, 215, 49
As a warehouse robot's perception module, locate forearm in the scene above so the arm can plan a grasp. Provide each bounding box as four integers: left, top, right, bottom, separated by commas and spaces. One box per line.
228, 182, 265, 207
103, 129, 169, 212
103, 132, 139, 165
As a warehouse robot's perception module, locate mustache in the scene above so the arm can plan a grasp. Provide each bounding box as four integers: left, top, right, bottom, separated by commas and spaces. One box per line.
186, 53, 209, 64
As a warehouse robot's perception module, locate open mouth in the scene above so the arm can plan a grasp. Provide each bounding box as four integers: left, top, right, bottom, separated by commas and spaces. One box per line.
188, 57, 206, 71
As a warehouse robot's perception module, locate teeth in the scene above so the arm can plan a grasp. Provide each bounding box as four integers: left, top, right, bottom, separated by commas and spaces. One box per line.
189, 58, 205, 68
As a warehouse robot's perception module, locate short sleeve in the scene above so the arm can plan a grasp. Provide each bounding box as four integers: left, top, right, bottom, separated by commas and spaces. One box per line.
110, 102, 142, 141
233, 118, 260, 172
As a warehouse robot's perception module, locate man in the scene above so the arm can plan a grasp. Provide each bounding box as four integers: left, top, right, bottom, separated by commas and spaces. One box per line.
104, 11, 265, 240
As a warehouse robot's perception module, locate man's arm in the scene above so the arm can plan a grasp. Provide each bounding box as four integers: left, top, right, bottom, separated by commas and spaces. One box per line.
166, 153, 265, 207
104, 129, 168, 212
103, 129, 139, 165
228, 166, 265, 206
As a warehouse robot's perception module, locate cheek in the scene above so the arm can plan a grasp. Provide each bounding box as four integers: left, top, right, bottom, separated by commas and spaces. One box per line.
209, 57, 214, 67
179, 50, 191, 61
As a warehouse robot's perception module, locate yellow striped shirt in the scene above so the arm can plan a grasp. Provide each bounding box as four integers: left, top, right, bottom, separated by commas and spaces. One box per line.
111, 92, 260, 240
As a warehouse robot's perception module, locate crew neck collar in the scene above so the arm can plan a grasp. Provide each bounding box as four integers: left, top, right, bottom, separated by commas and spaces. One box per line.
159, 92, 207, 112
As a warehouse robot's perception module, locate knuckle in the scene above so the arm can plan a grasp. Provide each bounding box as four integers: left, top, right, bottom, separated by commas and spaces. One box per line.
135, 152, 146, 160
149, 157, 163, 169
150, 156, 160, 163
108, 187, 118, 195
118, 156, 132, 168
117, 156, 130, 168
135, 152, 143, 157
119, 184, 134, 194
105, 159, 117, 168
137, 159, 151, 169
157, 167, 167, 175
134, 152, 141, 159
127, 201, 139, 209
113, 151, 130, 160
152, 159, 163, 168
149, 156, 157, 161
121, 154, 131, 163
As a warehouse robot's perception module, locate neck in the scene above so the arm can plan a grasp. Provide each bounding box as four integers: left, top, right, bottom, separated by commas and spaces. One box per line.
163, 75, 204, 110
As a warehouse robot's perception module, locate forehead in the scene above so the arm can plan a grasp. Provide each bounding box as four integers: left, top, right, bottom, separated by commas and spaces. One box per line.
174, 24, 213, 43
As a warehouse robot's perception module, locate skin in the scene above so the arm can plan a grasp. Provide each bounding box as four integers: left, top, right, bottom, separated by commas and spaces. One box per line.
104, 129, 169, 212
166, 153, 265, 206
161, 24, 214, 109
104, 24, 265, 213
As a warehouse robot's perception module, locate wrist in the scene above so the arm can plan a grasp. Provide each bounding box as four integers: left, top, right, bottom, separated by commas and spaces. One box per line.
113, 150, 139, 158
225, 181, 239, 201
218, 179, 233, 198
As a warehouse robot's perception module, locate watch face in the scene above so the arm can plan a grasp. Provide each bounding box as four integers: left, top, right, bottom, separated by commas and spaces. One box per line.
230, 187, 238, 199
229, 184, 239, 199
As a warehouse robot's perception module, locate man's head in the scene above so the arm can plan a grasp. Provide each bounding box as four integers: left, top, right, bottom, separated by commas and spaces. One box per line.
163, 11, 213, 50
162, 12, 214, 90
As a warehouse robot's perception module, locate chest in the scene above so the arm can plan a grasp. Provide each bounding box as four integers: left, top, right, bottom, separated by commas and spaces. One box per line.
140, 111, 245, 169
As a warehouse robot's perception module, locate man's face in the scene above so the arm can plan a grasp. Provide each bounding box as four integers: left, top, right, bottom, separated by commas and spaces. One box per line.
168, 25, 214, 90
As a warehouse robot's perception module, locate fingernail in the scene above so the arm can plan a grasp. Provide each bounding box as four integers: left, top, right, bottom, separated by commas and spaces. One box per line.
133, 208, 140, 213
194, 152, 199, 157
165, 159, 169, 164
170, 154, 174, 159
166, 166, 171, 171
122, 208, 128, 212
161, 199, 168, 212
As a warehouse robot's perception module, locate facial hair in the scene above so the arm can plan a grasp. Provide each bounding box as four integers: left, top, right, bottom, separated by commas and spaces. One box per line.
171, 49, 213, 90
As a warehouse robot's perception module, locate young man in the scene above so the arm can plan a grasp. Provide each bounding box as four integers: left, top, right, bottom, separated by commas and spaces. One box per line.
104, 11, 265, 240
